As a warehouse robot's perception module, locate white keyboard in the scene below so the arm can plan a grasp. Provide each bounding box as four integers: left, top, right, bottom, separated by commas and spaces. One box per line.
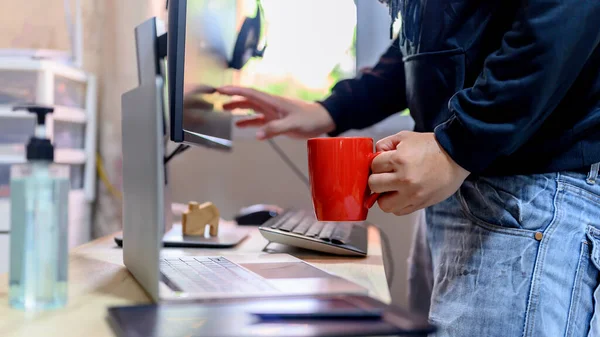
160, 256, 275, 293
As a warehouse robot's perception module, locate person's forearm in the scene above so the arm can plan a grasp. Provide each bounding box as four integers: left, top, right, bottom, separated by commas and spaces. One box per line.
435, 0, 600, 173
319, 38, 407, 136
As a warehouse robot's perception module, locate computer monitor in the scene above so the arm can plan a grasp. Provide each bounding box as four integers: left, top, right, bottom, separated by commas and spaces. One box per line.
167, 0, 234, 150
167, 0, 265, 150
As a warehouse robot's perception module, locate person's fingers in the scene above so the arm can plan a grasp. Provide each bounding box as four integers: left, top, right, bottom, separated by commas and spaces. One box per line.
368, 172, 401, 193
393, 203, 420, 217
258, 119, 293, 140
217, 86, 285, 108
187, 85, 216, 95
217, 85, 248, 96
235, 116, 267, 128
215, 85, 243, 96
376, 131, 409, 151
222, 99, 259, 111
223, 99, 280, 119
393, 197, 427, 216
376, 191, 412, 214
371, 151, 396, 173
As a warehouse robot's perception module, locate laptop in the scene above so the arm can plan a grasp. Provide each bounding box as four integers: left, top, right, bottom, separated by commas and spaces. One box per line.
120, 18, 367, 303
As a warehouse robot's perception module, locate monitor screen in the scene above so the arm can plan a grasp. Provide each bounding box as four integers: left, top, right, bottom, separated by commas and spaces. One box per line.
168, 0, 239, 150
168, 0, 357, 148
234, 0, 356, 103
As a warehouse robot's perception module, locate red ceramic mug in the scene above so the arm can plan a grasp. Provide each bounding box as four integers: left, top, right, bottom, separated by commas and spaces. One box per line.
307, 137, 380, 222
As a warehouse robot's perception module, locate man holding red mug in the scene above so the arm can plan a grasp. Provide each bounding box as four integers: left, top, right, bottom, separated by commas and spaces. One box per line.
218, 0, 600, 335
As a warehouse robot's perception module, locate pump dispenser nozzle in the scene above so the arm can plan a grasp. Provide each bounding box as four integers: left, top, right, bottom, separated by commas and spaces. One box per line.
13, 104, 55, 161
13, 104, 54, 124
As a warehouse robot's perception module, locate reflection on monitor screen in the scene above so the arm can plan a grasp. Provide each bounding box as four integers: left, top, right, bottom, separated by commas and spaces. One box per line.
184, 0, 237, 91
168, 0, 356, 149
168, 0, 242, 150
237, 0, 356, 102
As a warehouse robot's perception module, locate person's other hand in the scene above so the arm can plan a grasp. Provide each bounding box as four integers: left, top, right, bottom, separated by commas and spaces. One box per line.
369, 131, 470, 216
217, 86, 336, 140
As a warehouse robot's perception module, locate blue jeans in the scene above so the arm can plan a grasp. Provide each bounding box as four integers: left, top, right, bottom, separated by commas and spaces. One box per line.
407, 164, 600, 336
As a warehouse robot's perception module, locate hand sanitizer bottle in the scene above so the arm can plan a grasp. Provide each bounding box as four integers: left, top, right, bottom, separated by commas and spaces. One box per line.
9, 105, 70, 311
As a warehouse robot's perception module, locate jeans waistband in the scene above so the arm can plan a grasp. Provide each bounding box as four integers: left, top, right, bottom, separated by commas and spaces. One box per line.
573, 163, 600, 185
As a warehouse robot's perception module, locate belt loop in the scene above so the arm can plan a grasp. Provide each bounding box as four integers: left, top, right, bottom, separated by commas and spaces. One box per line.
586, 162, 600, 185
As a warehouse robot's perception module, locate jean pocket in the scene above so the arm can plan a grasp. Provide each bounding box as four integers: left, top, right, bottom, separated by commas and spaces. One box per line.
457, 175, 558, 235
565, 227, 600, 337
403, 48, 466, 131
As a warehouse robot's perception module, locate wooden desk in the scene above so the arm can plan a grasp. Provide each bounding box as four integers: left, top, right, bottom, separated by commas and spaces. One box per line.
0, 224, 390, 337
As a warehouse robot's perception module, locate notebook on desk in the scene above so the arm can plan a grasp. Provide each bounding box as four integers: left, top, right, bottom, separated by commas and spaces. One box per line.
107, 294, 436, 337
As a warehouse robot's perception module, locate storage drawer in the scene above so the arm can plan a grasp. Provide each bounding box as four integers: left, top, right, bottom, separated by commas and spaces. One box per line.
0, 70, 38, 105
0, 164, 9, 197
54, 75, 87, 109
53, 120, 86, 149
0, 234, 8, 274
0, 113, 35, 145
0, 70, 87, 109
54, 120, 85, 150
0, 198, 8, 232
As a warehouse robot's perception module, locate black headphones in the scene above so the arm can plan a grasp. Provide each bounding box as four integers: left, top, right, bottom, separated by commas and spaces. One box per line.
166, 0, 267, 70
229, 0, 267, 70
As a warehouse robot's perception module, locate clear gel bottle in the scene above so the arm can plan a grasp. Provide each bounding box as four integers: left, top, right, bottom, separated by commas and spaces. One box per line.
9, 105, 70, 311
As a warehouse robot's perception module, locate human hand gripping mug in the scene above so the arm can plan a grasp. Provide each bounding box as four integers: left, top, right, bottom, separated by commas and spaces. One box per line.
307, 137, 381, 221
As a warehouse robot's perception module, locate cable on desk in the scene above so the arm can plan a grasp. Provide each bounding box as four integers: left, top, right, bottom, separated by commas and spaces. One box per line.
267, 138, 310, 189
164, 144, 191, 164
96, 152, 122, 201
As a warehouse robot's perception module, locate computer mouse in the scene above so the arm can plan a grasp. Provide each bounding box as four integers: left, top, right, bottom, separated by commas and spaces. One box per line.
235, 204, 283, 226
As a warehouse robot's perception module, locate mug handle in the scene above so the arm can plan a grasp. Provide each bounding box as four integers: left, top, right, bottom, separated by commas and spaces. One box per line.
364, 152, 382, 209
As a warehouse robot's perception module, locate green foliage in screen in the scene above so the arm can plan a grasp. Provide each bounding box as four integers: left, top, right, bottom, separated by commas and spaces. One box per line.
249, 25, 357, 103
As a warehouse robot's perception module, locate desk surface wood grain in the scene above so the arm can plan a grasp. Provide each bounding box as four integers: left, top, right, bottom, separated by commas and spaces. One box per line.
0, 223, 390, 337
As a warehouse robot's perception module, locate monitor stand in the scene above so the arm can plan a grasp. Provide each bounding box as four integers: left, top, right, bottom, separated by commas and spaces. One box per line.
160, 223, 250, 248
115, 226, 249, 248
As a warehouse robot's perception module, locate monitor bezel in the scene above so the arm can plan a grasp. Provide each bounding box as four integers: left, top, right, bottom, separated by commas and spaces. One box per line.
167, 0, 186, 143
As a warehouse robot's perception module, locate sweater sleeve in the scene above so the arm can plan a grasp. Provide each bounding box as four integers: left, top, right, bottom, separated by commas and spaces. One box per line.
319, 38, 407, 136
434, 0, 600, 173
